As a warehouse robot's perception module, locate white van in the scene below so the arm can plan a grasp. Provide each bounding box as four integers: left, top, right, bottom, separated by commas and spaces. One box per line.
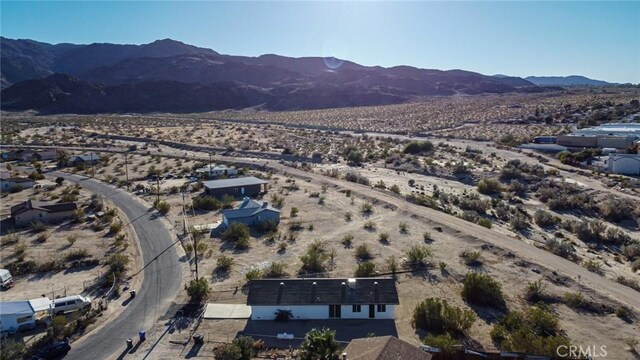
0, 269, 13, 289
52, 295, 91, 314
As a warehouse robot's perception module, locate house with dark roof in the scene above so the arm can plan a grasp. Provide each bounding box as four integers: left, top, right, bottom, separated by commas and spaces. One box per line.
247, 278, 398, 320
19, 150, 57, 162
222, 197, 280, 228
0, 176, 34, 192
10, 200, 77, 227
203, 176, 268, 198
71, 153, 100, 167
343, 336, 433, 360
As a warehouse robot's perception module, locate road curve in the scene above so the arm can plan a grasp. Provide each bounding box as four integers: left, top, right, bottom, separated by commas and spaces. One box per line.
54, 172, 182, 360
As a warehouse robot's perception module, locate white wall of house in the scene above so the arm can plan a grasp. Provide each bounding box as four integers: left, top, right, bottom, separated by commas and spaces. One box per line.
0, 312, 35, 332
14, 209, 75, 227
608, 155, 640, 175
1, 180, 34, 191
250, 304, 395, 320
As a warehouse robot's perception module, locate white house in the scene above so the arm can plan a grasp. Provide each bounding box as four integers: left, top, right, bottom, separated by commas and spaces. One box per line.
0, 297, 52, 333
0, 176, 34, 192
607, 154, 640, 175
247, 278, 398, 320
195, 163, 238, 178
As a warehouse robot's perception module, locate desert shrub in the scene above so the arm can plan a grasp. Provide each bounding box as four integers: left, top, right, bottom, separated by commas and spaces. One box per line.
354, 244, 372, 261
477, 179, 502, 195
509, 212, 529, 231
109, 221, 122, 234
185, 278, 210, 303
155, 200, 170, 214
216, 255, 234, 272
270, 194, 285, 209
354, 262, 376, 277
462, 272, 504, 307
460, 250, 482, 266
600, 197, 637, 222
422, 334, 459, 354
344, 172, 370, 185
616, 276, 640, 291
622, 243, 640, 260
562, 292, 591, 310
263, 261, 287, 278
290, 207, 299, 218
389, 184, 400, 194
300, 240, 328, 273
403, 140, 434, 154
423, 231, 432, 242
398, 222, 408, 233
341, 234, 353, 247
413, 297, 476, 334
583, 259, 603, 274
344, 212, 352, 221
363, 220, 376, 230
31, 221, 47, 233
289, 220, 303, 231
106, 253, 130, 282
360, 202, 373, 214
525, 279, 546, 302
615, 306, 631, 320
386, 256, 398, 273
221, 223, 251, 249
378, 232, 389, 243
491, 307, 569, 355
192, 196, 222, 211
405, 245, 432, 267
533, 210, 558, 227
65, 248, 89, 262
245, 268, 261, 281
36, 232, 49, 243
604, 227, 631, 245
546, 238, 575, 259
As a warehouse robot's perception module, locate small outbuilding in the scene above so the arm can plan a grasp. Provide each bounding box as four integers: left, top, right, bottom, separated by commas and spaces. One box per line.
0, 298, 53, 334
247, 278, 398, 320
203, 176, 268, 198
10, 200, 78, 227
222, 197, 280, 228
607, 154, 640, 175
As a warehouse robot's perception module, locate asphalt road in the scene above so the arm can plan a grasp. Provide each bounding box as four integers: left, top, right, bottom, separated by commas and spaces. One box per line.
53, 172, 182, 360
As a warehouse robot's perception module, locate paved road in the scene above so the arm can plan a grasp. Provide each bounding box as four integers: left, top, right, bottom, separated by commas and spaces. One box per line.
54, 172, 182, 360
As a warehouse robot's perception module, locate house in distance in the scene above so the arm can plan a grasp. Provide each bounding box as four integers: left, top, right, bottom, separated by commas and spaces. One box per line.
203, 176, 268, 198
10, 200, 77, 227
247, 278, 399, 320
222, 197, 280, 228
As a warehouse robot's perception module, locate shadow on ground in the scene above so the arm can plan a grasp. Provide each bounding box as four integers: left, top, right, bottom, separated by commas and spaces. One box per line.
240, 319, 398, 348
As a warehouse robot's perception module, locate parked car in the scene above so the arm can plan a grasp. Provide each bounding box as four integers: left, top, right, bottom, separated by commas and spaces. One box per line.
187, 176, 198, 182
52, 295, 91, 315
33, 339, 71, 359
0, 269, 13, 289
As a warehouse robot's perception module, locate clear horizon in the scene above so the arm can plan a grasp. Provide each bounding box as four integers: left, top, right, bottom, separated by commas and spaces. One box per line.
1, 1, 639, 83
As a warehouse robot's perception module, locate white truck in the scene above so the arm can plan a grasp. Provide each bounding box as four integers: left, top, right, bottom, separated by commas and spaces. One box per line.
0, 269, 14, 289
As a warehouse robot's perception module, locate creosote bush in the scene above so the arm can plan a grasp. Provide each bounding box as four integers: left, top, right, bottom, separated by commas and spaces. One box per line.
413, 297, 476, 334
462, 272, 504, 307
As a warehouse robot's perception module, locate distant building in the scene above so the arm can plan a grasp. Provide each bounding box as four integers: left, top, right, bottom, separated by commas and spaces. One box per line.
19, 150, 57, 162
195, 163, 238, 178
343, 336, 433, 360
222, 197, 280, 228
0, 177, 34, 192
0, 297, 52, 333
203, 176, 268, 198
247, 278, 398, 320
607, 154, 640, 175
557, 123, 640, 149
71, 153, 100, 166
10, 200, 77, 227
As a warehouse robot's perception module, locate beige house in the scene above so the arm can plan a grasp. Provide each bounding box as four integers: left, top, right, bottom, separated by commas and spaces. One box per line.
0, 177, 34, 192
10, 200, 77, 227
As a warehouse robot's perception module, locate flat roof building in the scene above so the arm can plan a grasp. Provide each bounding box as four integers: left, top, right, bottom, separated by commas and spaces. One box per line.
203, 176, 268, 198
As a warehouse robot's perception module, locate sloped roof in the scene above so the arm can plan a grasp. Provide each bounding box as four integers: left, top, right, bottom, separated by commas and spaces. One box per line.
10, 200, 77, 217
72, 153, 99, 161
203, 176, 268, 190
0, 301, 34, 316
247, 278, 399, 306
222, 198, 280, 220
343, 336, 433, 360
0, 176, 33, 183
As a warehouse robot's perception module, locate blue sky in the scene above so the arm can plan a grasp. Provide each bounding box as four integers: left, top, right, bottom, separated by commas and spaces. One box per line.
2, 1, 639, 83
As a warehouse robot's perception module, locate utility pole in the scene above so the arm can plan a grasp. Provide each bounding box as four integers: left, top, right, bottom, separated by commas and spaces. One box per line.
90, 152, 96, 178
208, 151, 213, 178
156, 174, 160, 205
124, 152, 130, 192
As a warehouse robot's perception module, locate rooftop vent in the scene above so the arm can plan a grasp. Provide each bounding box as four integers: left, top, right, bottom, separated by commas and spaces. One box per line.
347, 278, 356, 289
279, 282, 284, 286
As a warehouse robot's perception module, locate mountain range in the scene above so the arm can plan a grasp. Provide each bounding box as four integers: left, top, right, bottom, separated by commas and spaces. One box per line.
0, 37, 573, 114
524, 75, 614, 87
